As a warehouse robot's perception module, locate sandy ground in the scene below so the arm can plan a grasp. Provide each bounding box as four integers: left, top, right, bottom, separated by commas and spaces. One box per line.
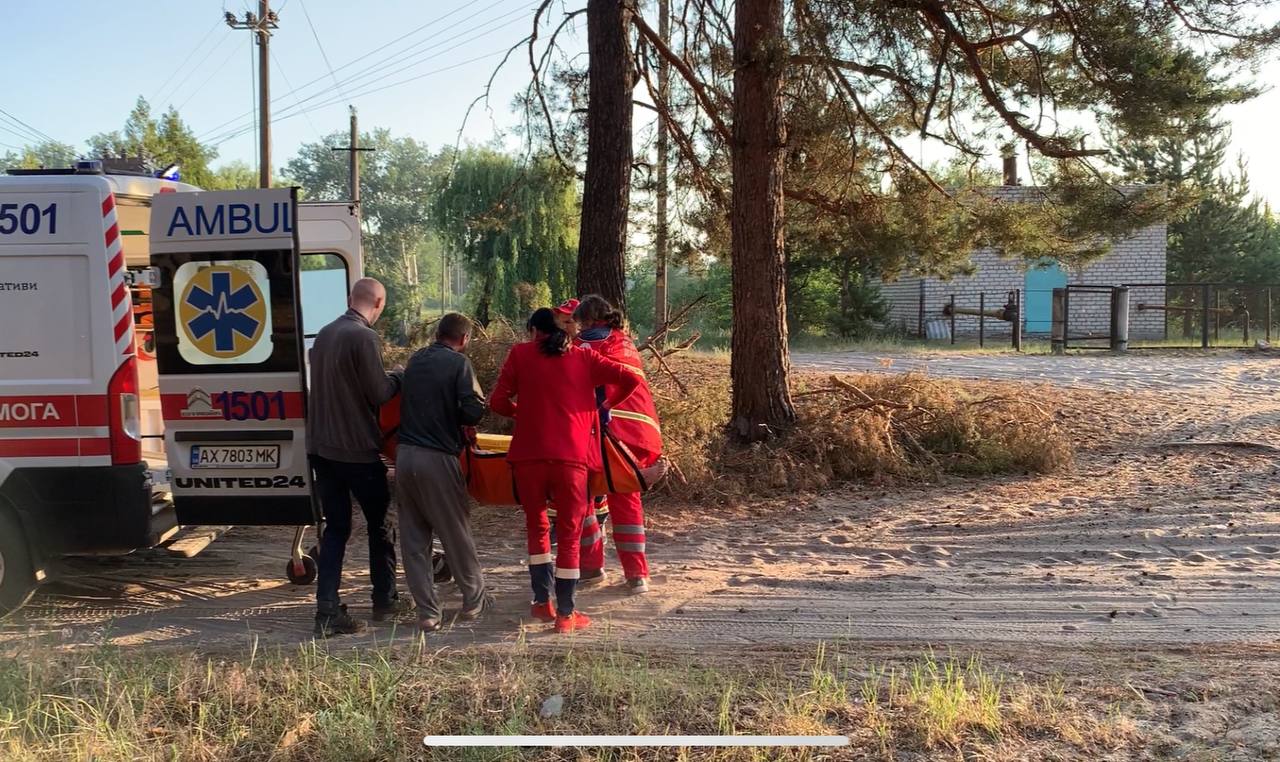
3, 350, 1279, 655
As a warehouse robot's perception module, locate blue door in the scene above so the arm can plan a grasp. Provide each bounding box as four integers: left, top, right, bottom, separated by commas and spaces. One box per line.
1024, 261, 1067, 333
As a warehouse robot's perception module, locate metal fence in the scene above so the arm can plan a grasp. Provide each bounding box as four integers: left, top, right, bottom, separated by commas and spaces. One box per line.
936, 289, 1023, 349
1124, 283, 1278, 349
928, 282, 1280, 352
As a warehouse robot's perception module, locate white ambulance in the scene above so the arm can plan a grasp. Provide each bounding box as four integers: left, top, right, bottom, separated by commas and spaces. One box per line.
0, 164, 361, 615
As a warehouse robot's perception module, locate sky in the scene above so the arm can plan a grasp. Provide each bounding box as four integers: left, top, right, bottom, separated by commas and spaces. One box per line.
1, 0, 1279, 205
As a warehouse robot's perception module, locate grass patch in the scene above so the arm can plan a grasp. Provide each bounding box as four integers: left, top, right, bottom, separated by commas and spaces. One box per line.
0, 642, 1139, 761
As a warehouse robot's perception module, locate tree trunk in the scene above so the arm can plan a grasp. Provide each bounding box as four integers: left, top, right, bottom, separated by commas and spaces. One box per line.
577, 0, 634, 308
729, 0, 794, 441
476, 266, 496, 327
654, 0, 670, 340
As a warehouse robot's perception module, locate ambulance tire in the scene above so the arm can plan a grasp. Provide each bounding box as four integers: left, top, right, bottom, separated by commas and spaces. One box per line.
306, 545, 320, 564
0, 510, 36, 618
286, 555, 318, 585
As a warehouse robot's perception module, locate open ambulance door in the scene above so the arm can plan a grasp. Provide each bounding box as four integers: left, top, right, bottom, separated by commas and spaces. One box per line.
149, 189, 314, 527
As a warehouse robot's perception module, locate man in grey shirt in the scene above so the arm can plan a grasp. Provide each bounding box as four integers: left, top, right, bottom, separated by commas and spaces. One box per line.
396, 313, 491, 632
308, 277, 403, 637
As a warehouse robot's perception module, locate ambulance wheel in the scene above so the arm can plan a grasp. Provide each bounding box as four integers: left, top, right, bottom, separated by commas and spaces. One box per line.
307, 544, 320, 563
0, 511, 36, 618
286, 555, 318, 585
432, 552, 452, 584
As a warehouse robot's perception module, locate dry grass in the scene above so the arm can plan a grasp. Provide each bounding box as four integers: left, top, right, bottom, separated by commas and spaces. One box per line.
0, 642, 1148, 761
648, 355, 1071, 501
385, 330, 1072, 502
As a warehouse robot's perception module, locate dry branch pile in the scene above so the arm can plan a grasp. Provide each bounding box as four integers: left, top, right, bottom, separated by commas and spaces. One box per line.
383, 329, 1071, 504
650, 358, 1072, 502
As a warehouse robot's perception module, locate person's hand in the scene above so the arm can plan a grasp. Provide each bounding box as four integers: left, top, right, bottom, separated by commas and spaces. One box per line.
462, 426, 478, 445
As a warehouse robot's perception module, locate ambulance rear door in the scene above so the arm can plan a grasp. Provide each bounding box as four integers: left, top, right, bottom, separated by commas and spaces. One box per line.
297, 201, 362, 359
149, 189, 314, 526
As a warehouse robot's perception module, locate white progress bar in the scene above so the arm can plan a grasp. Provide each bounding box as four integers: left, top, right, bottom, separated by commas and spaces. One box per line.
425, 735, 850, 748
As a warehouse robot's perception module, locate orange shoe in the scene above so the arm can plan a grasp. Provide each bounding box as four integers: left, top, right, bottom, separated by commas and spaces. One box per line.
554, 611, 592, 633
529, 601, 556, 622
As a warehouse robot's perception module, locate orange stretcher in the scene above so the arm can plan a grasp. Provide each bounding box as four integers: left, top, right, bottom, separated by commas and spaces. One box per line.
379, 398, 666, 506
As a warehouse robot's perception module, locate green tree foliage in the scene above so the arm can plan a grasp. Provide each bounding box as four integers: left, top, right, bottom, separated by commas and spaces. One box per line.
0, 141, 78, 170
87, 97, 218, 187
284, 129, 448, 341
206, 160, 258, 190
431, 149, 579, 326
1114, 115, 1279, 285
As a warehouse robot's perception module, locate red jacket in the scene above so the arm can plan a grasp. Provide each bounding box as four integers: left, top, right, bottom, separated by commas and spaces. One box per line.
575, 330, 663, 467
489, 341, 640, 467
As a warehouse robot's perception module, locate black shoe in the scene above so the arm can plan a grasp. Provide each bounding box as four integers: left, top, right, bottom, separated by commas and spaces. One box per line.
432, 551, 453, 584
579, 568, 608, 587
460, 591, 496, 622
371, 598, 413, 622
314, 605, 366, 637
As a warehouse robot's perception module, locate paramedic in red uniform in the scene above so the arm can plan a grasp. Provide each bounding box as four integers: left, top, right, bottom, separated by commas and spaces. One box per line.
307, 277, 404, 638
572, 295, 663, 594
489, 308, 640, 633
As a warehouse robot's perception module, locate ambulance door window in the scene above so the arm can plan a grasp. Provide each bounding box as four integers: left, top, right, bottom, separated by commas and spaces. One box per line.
299, 252, 349, 338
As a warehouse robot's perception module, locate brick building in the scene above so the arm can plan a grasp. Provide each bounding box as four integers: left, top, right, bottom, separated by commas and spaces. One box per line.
873, 185, 1167, 340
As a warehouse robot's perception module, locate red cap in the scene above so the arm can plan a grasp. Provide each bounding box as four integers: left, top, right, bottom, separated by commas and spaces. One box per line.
554, 298, 580, 316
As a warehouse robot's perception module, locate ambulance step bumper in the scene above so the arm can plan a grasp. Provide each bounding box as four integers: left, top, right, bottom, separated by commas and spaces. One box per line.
161, 525, 230, 558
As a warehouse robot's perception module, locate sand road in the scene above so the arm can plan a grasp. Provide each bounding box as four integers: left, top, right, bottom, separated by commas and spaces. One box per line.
3, 351, 1278, 652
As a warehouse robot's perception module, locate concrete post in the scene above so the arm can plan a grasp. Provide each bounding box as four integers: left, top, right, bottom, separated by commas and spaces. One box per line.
1051, 287, 1066, 355
1012, 289, 1022, 352
1110, 286, 1130, 352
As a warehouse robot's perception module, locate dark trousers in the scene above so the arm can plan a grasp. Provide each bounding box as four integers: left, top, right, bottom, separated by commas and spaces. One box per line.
311, 455, 397, 615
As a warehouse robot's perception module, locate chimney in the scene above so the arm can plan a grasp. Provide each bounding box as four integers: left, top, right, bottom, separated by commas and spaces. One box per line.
1001, 143, 1019, 186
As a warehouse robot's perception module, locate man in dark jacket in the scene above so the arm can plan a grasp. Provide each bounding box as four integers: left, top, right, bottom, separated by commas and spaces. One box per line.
395, 313, 491, 632
308, 277, 403, 637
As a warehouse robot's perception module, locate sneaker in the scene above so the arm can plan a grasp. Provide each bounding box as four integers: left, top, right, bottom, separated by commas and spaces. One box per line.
579, 568, 608, 587
418, 617, 443, 633
314, 605, 366, 638
529, 601, 556, 622
371, 598, 413, 622
626, 577, 650, 595
460, 591, 496, 622
554, 611, 592, 633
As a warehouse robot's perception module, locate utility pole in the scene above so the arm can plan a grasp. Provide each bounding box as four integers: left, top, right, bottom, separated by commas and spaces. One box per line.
654, 0, 671, 342
226, 2, 278, 188
332, 106, 374, 203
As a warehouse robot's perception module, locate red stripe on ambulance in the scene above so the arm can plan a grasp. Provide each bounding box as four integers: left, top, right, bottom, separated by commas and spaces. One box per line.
0, 395, 111, 428
159, 391, 306, 422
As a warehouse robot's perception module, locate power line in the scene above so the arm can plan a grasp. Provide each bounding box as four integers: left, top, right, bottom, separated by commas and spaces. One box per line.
197, 0, 518, 141
0, 107, 58, 145
0, 121, 43, 146
173, 35, 248, 112
210, 47, 512, 147
203, 8, 531, 146
271, 50, 326, 142
156, 33, 238, 109
297, 0, 349, 102
148, 17, 224, 106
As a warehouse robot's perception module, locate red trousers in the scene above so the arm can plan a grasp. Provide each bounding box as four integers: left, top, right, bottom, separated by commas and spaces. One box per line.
581, 490, 649, 579
513, 461, 589, 579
